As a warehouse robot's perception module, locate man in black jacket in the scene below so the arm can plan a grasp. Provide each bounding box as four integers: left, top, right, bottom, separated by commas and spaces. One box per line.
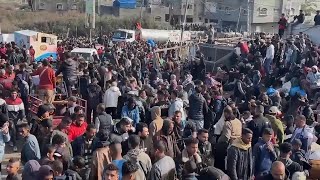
227, 128, 253, 180
197, 129, 214, 167
55, 52, 78, 97
188, 86, 208, 130
247, 105, 271, 146
278, 142, 302, 179
315, 10, 320, 26
94, 103, 112, 136
292, 10, 305, 25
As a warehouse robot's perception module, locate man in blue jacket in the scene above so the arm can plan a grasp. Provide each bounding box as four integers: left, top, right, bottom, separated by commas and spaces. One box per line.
253, 128, 278, 177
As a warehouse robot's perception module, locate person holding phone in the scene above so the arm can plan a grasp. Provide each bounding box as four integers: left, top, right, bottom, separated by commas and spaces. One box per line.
0, 113, 10, 178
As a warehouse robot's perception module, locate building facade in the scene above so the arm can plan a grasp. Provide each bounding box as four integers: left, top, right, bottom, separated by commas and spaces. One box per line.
31, 0, 84, 12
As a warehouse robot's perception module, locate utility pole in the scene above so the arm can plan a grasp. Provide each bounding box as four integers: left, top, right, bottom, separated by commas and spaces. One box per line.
247, 0, 251, 36
180, 0, 189, 44
236, 7, 242, 33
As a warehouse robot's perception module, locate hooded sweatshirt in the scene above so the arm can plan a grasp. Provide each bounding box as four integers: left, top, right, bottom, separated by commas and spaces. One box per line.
22, 160, 41, 180
123, 149, 152, 180
227, 138, 253, 180
104, 85, 121, 108
149, 106, 163, 137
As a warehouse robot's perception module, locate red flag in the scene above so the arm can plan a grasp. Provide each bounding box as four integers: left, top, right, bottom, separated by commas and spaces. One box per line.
136, 22, 142, 30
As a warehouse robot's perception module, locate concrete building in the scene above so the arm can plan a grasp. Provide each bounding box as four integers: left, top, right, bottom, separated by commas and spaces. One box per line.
31, 0, 84, 12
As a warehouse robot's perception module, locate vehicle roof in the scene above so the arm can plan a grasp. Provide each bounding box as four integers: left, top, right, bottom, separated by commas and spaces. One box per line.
14, 30, 38, 36
116, 29, 135, 33
71, 48, 97, 53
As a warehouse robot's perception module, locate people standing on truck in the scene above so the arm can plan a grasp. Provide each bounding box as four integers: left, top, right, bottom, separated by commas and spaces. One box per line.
292, 10, 305, 26
29, 46, 35, 63
55, 52, 78, 97
31, 59, 56, 104
314, 10, 320, 26
278, 13, 288, 39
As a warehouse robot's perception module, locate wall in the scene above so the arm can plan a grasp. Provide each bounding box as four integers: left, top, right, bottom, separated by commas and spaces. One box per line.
251, 22, 278, 34
34, 0, 82, 12
251, 0, 282, 24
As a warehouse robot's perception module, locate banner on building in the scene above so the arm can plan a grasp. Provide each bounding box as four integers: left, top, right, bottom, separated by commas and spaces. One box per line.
85, 0, 96, 29
205, 2, 217, 13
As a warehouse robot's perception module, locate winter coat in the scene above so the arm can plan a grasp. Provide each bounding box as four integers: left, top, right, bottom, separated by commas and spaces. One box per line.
90, 147, 112, 180
104, 86, 121, 108
123, 149, 152, 180
109, 124, 129, 143
149, 155, 176, 180
227, 138, 253, 180
252, 138, 277, 176
149, 106, 163, 137
247, 115, 271, 145
95, 112, 113, 134
188, 93, 208, 121
87, 83, 103, 108
218, 118, 242, 144
68, 122, 88, 142
71, 134, 99, 157
121, 105, 140, 127
55, 58, 78, 83
198, 141, 214, 167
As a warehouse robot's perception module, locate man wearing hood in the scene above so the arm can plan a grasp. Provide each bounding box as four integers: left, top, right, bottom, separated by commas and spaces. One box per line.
188, 85, 208, 130
104, 81, 122, 119
227, 128, 253, 180
55, 52, 78, 97
149, 106, 163, 138
155, 120, 181, 159
22, 160, 41, 180
123, 135, 152, 180
87, 78, 103, 123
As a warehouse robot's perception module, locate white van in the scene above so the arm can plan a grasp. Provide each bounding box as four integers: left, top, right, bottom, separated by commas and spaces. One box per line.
71, 48, 98, 61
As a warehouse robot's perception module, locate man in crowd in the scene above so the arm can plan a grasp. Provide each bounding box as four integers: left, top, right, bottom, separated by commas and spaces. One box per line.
72, 124, 97, 167
188, 86, 208, 130
18, 122, 41, 165
31, 59, 56, 103
253, 128, 278, 177
149, 141, 176, 180
123, 135, 152, 180
103, 164, 119, 180
6, 158, 21, 180
278, 142, 303, 178
227, 128, 253, 180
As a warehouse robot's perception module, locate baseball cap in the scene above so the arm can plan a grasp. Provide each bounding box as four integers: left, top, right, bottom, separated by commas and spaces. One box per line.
269, 106, 280, 114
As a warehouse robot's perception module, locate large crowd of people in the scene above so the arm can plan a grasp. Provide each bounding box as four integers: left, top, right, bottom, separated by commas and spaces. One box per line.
0, 18, 320, 180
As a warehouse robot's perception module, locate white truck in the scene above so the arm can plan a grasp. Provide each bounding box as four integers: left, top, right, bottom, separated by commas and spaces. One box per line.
112, 28, 204, 43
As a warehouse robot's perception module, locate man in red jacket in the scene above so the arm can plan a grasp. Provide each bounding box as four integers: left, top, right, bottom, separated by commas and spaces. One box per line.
68, 114, 88, 142
31, 59, 56, 103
